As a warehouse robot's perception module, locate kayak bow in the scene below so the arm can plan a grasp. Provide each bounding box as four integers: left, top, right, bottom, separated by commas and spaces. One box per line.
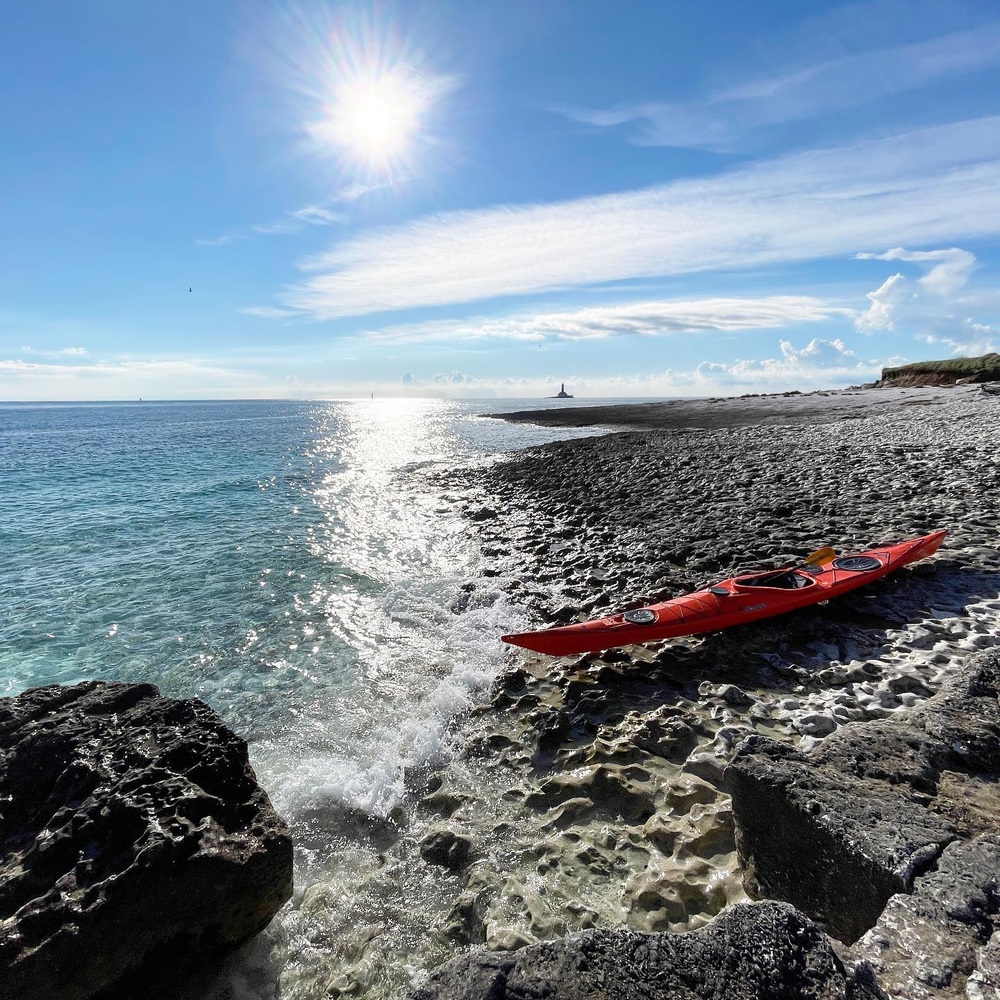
502, 530, 947, 657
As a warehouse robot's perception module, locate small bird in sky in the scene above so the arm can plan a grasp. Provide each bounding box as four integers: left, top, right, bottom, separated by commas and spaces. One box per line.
189, 287, 192, 292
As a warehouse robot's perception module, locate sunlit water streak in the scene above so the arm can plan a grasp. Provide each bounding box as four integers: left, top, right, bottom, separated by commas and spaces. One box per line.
0, 397, 621, 998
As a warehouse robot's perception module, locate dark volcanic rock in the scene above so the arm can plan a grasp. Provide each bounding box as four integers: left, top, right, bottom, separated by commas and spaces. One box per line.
727, 648, 1000, 944
409, 900, 866, 1000
0, 681, 293, 1000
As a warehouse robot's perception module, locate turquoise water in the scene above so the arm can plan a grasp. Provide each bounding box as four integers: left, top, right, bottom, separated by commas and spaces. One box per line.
1, 397, 616, 997
1, 398, 606, 790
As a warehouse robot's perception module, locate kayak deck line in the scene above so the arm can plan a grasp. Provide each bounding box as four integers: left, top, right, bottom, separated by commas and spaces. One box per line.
501, 529, 948, 657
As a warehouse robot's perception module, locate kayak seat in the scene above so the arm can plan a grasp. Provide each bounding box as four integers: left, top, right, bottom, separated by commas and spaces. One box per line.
737, 570, 815, 590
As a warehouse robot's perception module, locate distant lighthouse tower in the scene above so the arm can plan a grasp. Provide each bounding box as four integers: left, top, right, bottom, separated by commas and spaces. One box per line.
555, 382, 573, 398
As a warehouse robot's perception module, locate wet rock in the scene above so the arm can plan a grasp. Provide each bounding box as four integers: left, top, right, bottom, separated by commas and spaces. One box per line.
531, 708, 574, 752
728, 648, 1000, 944
408, 900, 863, 1000
792, 713, 838, 738
445, 866, 502, 945
628, 714, 697, 761
847, 834, 1000, 998
0, 681, 293, 1000
524, 765, 655, 824
698, 682, 756, 707
421, 789, 475, 819
494, 668, 530, 698
420, 828, 473, 870
549, 603, 582, 625
681, 752, 728, 790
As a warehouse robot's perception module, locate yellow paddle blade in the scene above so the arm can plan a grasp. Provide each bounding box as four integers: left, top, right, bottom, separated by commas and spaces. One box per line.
803, 546, 836, 567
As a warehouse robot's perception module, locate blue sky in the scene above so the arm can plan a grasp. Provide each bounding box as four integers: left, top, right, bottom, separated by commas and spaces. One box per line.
2, 0, 999, 400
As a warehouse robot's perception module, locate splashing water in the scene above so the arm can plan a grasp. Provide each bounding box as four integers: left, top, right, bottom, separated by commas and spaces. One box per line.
0, 396, 610, 999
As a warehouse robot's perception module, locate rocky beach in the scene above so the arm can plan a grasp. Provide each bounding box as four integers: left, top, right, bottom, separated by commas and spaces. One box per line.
410, 383, 1000, 997
3, 384, 1000, 999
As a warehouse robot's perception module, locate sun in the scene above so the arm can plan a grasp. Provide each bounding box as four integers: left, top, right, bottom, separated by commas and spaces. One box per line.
290, 12, 457, 179
338, 75, 420, 162
309, 66, 444, 174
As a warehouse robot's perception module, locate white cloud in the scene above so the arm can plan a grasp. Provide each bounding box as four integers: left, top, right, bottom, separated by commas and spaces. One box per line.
855, 246, 997, 354
251, 219, 302, 236
196, 233, 246, 247
391, 338, 878, 398
856, 247, 975, 296
284, 116, 1000, 320
856, 273, 911, 333
197, 181, 387, 248
0, 357, 265, 401
292, 205, 347, 226
57, 346, 87, 356
358, 295, 847, 345
780, 337, 859, 367
241, 305, 300, 319
0, 336, 881, 401
555, 25, 1000, 150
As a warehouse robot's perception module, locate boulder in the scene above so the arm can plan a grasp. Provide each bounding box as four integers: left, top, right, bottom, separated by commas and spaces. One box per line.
727, 648, 1000, 944
0, 681, 293, 1000
408, 899, 870, 1000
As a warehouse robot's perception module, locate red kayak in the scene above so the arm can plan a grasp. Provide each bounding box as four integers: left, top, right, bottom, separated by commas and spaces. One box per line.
502, 530, 947, 657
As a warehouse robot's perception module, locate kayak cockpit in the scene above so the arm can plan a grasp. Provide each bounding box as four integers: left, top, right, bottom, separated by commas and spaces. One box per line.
732, 569, 817, 590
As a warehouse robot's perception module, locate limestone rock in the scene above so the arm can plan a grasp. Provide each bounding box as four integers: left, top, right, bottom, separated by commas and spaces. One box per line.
727, 648, 1000, 944
0, 681, 293, 1000
847, 834, 1000, 998
420, 827, 473, 870
409, 899, 863, 1000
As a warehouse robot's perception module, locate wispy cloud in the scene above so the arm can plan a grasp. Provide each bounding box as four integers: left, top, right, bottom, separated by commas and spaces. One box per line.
358, 296, 847, 345
196, 233, 247, 247
555, 24, 1000, 150
0, 357, 262, 400
284, 116, 1000, 320
291, 205, 346, 226
856, 246, 996, 355
14, 345, 90, 358
197, 180, 387, 247
251, 220, 303, 236
0, 340, 879, 401
241, 306, 300, 319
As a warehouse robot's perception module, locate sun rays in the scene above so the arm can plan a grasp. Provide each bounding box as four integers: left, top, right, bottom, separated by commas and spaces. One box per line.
308, 68, 445, 173
291, 12, 458, 178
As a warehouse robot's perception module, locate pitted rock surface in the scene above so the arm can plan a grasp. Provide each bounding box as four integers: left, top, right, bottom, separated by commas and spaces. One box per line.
727, 647, 1000, 944
408, 900, 869, 1000
0, 681, 293, 1000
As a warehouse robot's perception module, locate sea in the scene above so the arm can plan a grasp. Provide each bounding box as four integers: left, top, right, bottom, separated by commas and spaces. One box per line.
0, 397, 626, 999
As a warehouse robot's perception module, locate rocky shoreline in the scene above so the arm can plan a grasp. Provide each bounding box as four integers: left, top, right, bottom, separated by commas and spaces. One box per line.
3, 385, 999, 999
410, 384, 1000, 997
